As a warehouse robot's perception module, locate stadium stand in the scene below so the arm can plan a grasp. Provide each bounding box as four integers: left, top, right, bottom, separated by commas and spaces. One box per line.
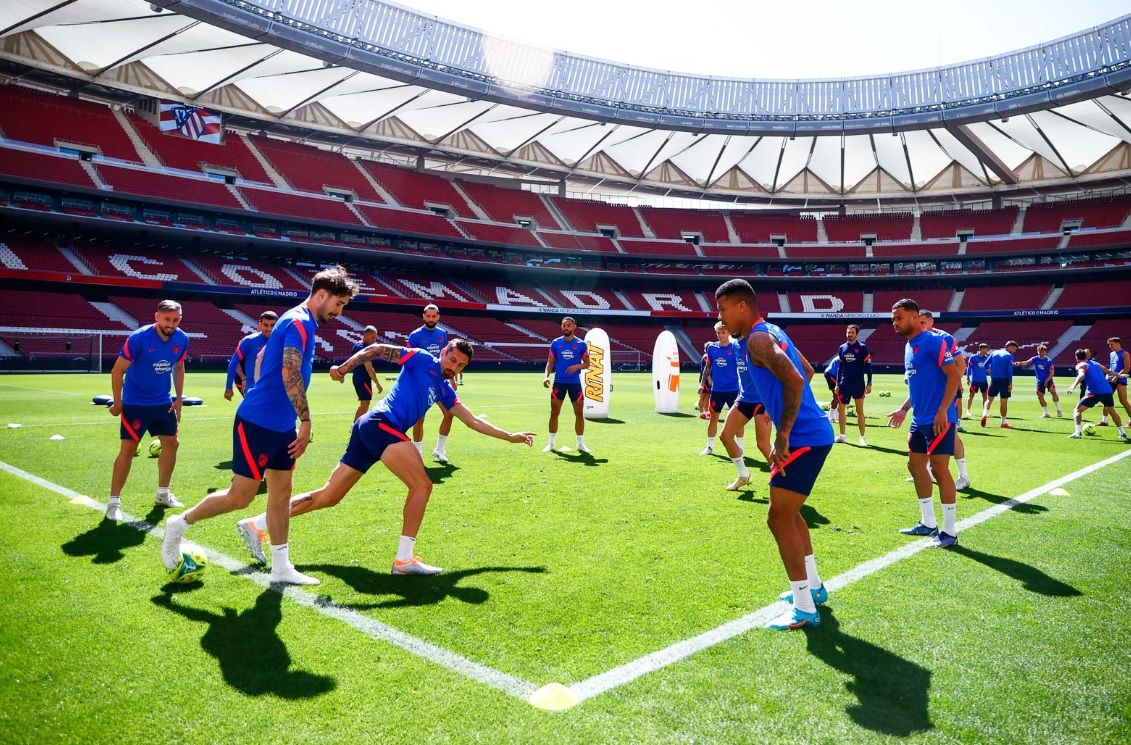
354, 203, 463, 238
0, 147, 96, 190
729, 213, 819, 243
457, 221, 543, 248
238, 186, 362, 225
963, 236, 1061, 255
128, 117, 272, 184
699, 243, 781, 259
1055, 279, 1131, 308
1064, 229, 1131, 249
964, 321, 1071, 351
637, 207, 730, 243
1, 239, 84, 275
98, 164, 243, 211
0, 85, 141, 163
1022, 196, 1131, 233
823, 213, 915, 242
549, 197, 645, 237
361, 161, 476, 217
618, 239, 699, 257
249, 136, 383, 201
872, 289, 954, 313
785, 291, 865, 314
919, 207, 1019, 238
454, 180, 562, 229
961, 285, 1053, 311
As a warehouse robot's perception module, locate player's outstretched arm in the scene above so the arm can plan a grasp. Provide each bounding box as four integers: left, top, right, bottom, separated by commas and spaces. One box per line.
1066, 368, 1087, 394
332, 344, 404, 381
448, 403, 535, 445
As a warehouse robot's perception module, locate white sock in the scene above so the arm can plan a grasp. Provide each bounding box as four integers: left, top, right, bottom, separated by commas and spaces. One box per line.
956, 458, 968, 480
107, 496, 120, 504
735, 436, 745, 452
547, 433, 557, 447
1073, 423, 1082, 435
1042, 406, 1049, 415
576, 435, 586, 447
252, 513, 268, 532
804, 554, 822, 589
1120, 427, 1128, 437
396, 535, 416, 563
941, 503, 957, 535
413, 441, 424, 455
156, 486, 170, 497
732, 457, 749, 478
1000, 416, 1007, 423
705, 436, 715, 449
270, 543, 289, 569
1101, 415, 1108, 424
789, 579, 816, 613
435, 435, 447, 450
918, 497, 937, 528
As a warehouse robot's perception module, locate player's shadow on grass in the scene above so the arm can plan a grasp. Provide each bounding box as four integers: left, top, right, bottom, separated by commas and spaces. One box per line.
657, 412, 696, 419
302, 563, 546, 609
214, 460, 233, 470
587, 417, 626, 424
550, 451, 608, 466
960, 487, 1048, 515
61, 505, 164, 564
858, 443, 907, 456
424, 462, 460, 483
151, 590, 336, 699
806, 609, 932, 737
949, 545, 1080, 597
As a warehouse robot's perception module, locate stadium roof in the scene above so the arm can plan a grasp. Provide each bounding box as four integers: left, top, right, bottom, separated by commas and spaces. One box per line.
4, 0, 1131, 205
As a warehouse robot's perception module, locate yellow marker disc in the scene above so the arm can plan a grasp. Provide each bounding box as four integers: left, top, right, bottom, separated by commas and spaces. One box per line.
529, 683, 579, 712
1048, 487, 1070, 497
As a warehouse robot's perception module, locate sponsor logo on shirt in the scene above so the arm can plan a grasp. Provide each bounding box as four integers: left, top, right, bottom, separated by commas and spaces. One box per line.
152, 359, 174, 375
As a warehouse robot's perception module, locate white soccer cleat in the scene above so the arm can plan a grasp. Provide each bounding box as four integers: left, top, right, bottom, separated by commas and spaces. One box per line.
431, 449, 448, 464
858, 436, 868, 447
1040, 413, 1051, 419
834, 434, 847, 444
542, 442, 555, 453
154, 491, 184, 508
392, 556, 443, 575
576, 443, 592, 454
726, 476, 752, 491
104, 499, 122, 522
269, 564, 320, 585
161, 515, 187, 570
955, 476, 970, 490
1067, 433, 1082, 439
236, 518, 267, 564
699, 446, 713, 456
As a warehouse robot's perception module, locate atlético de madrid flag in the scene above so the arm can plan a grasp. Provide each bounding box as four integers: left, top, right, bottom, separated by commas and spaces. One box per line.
158, 101, 221, 143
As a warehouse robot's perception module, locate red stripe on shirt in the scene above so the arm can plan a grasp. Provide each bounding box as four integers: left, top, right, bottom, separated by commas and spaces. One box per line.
398, 349, 417, 365
293, 322, 308, 353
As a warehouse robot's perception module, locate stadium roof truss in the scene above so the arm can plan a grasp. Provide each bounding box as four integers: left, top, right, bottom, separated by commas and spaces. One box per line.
4, 0, 1131, 204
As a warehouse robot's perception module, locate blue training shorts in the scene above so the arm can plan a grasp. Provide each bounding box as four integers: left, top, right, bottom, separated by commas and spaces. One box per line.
769, 444, 831, 496
908, 421, 956, 456
735, 400, 765, 419
120, 403, 177, 441
551, 382, 583, 403
341, 413, 410, 474
233, 415, 295, 480
353, 376, 374, 402
709, 389, 738, 413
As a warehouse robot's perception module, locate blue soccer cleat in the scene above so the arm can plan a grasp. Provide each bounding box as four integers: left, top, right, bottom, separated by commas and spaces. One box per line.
766, 607, 821, 631
778, 585, 829, 605
899, 523, 939, 537
931, 531, 958, 548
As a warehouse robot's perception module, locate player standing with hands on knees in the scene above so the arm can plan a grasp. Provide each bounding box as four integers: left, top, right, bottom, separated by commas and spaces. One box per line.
543, 316, 591, 454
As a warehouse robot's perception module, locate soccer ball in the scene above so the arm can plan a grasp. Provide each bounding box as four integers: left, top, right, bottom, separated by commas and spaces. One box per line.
148, 439, 162, 457
1083, 423, 1097, 436
167, 550, 208, 584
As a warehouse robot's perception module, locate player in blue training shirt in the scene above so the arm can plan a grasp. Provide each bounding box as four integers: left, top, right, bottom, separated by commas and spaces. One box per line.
409, 303, 456, 463
834, 324, 873, 446
542, 316, 591, 453
1067, 348, 1128, 439
718, 325, 773, 491
887, 298, 963, 549
1104, 336, 1131, 420
917, 310, 972, 489
700, 322, 741, 456
235, 339, 535, 576
981, 340, 1018, 428
696, 342, 711, 418
349, 325, 384, 421
822, 357, 841, 423
162, 266, 359, 586
224, 310, 277, 401
1013, 343, 1062, 418
104, 299, 190, 521
964, 342, 990, 420
716, 279, 834, 631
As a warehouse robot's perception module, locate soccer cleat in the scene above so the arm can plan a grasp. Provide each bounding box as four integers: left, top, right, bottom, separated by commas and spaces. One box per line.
542, 442, 555, 453
778, 585, 829, 605
236, 518, 267, 564
104, 499, 122, 522
725, 476, 752, 491
1000, 421, 1012, 429
392, 556, 443, 575
1056, 411, 1064, 418
1067, 433, 1082, 439
834, 434, 847, 443
980, 414, 988, 427
765, 607, 821, 631
154, 491, 184, 508
699, 446, 713, 456
161, 515, 187, 570
931, 531, 958, 548
955, 476, 970, 490
1098, 421, 1110, 427
269, 564, 320, 585
431, 449, 448, 464
1040, 413, 1051, 419
858, 436, 868, 447
963, 411, 972, 419
576, 443, 592, 454
899, 523, 939, 537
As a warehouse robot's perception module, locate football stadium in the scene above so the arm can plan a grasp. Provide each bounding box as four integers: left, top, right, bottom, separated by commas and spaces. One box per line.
1, 0, 1130, 741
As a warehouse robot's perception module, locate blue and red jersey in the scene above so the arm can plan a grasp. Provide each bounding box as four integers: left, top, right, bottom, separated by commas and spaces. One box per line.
237, 305, 317, 432
733, 336, 762, 405
836, 340, 872, 387
408, 325, 447, 358
987, 348, 1015, 381
905, 330, 958, 428
371, 347, 459, 432
225, 332, 269, 393
119, 324, 189, 406
746, 320, 834, 447
1026, 355, 1054, 383
548, 336, 589, 384
706, 341, 740, 393
966, 352, 989, 384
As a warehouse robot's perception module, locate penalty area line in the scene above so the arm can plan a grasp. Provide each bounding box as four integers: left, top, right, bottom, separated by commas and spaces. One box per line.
0, 460, 537, 702
567, 447, 1131, 704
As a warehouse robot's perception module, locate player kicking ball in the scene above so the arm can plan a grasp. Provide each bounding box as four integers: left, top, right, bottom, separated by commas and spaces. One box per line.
235, 339, 535, 576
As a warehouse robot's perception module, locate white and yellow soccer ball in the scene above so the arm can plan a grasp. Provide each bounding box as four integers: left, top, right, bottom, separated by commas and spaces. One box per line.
148, 439, 162, 457
167, 550, 208, 584
1083, 423, 1097, 436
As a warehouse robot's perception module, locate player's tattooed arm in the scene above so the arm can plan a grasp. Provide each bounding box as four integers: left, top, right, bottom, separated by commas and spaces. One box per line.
335, 344, 401, 376
747, 330, 803, 436
281, 346, 310, 422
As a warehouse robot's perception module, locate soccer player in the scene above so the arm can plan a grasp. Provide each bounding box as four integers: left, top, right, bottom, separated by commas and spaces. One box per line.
965, 342, 990, 418
918, 311, 971, 490
887, 299, 963, 549
716, 279, 834, 630
823, 357, 840, 423
235, 339, 535, 575
697, 342, 711, 418
718, 330, 773, 491
981, 341, 1018, 428
543, 316, 591, 453
1105, 337, 1131, 420
105, 300, 189, 521
1014, 344, 1062, 418
1067, 348, 1127, 439
161, 266, 359, 585
409, 304, 455, 462
349, 325, 384, 421
834, 324, 872, 446
700, 322, 741, 455
224, 311, 277, 400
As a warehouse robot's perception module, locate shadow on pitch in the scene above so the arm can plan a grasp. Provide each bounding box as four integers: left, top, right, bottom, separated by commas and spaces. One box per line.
549, 450, 608, 466
303, 563, 546, 610
960, 487, 1048, 515
151, 589, 336, 699
61, 505, 164, 564
859, 443, 908, 457
586, 417, 626, 425
424, 461, 461, 483
657, 412, 696, 419
949, 545, 1080, 597
806, 609, 932, 737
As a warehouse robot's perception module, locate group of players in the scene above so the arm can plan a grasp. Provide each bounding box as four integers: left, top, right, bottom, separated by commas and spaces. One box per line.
100, 267, 1127, 631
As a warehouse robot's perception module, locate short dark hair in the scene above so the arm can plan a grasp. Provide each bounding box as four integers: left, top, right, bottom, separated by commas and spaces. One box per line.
892, 298, 919, 313
259, 311, 278, 321
1037, 344, 1048, 351
424, 303, 439, 313
1109, 336, 1123, 345
715, 278, 756, 305
448, 338, 473, 360
156, 299, 182, 314
362, 325, 377, 334
311, 265, 359, 298
1076, 348, 1088, 361
846, 324, 860, 333
562, 316, 576, 325
978, 342, 989, 349
1005, 340, 1018, 348
917, 308, 933, 318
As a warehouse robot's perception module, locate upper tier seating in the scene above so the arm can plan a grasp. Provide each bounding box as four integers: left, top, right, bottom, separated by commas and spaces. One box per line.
549, 197, 645, 237
456, 221, 543, 248
1022, 196, 1131, 233
454, 180, 561, 229
729, 213, 819, 243
128, 117, 272, 184
0, 85, 140, 162
823, 213, 914, 242
618, 239, 699, 257
98, 164, 243, 211
361, 162, 475, 217
637, 207, 730, 243
239, 186, 361, 225
250, 136, 383, 201
354, 203, 463, 239
0, 146, 95, 190
919, 207, 1018, 238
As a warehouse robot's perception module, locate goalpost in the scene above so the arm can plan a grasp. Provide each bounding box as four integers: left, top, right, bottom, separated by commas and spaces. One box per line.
0, 330, 108, 373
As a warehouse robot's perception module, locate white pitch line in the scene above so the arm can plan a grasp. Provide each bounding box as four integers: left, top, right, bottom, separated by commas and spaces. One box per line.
0, 460, 537, 701
568, 448, 1131, 703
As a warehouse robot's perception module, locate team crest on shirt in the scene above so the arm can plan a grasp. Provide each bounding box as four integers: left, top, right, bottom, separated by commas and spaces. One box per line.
173, 345, 180, 355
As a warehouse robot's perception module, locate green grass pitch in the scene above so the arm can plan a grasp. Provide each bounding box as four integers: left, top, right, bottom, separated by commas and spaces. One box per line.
1, 371, 1129, 743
